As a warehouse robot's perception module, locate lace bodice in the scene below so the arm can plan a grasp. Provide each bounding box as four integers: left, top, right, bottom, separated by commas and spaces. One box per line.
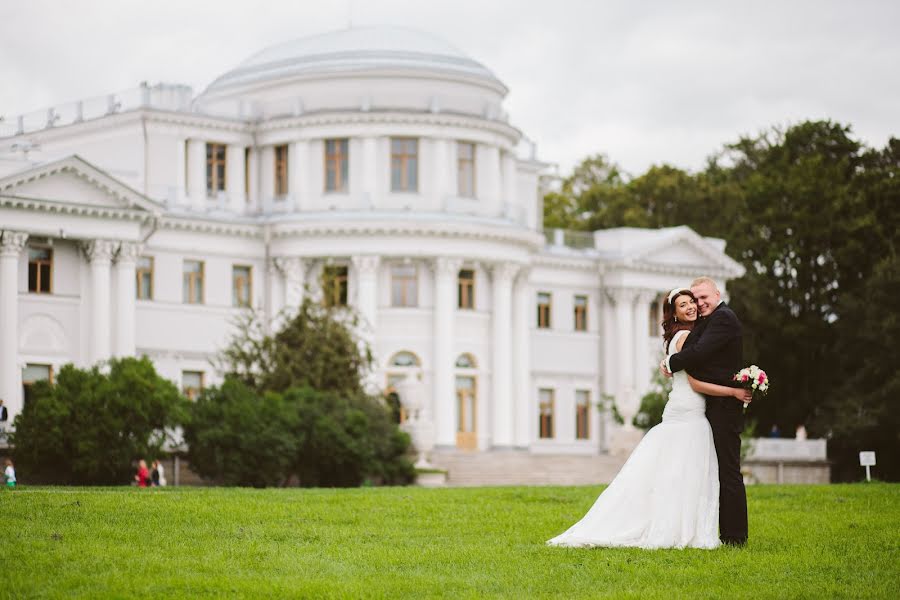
663, 330, 706, 421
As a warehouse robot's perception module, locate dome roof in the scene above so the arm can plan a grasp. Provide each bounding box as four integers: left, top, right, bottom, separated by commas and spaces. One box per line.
203, 26, 506, 95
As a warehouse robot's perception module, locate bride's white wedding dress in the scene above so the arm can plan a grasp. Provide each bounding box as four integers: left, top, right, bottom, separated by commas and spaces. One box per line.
547, 330, 720, 549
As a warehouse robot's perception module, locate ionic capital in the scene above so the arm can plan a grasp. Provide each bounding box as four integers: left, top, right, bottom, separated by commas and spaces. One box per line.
352, 255, 381, 275
432, 257, 464, 277
82, 239, 117, 264
116, 241, 143, 264
0, 231, 29, 257
491, 262, 520, 283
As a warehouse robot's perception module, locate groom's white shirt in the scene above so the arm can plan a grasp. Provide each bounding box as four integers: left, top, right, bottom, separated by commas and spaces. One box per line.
665, 299, 723, 373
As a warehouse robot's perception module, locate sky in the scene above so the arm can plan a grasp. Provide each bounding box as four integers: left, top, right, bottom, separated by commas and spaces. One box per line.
1, 0, 897, 176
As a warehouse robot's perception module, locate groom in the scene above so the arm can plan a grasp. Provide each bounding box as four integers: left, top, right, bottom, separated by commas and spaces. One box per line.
661, 276, 749, 546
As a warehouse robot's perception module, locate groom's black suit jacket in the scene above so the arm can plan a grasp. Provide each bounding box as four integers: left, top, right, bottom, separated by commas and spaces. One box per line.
669, 302, 742, 388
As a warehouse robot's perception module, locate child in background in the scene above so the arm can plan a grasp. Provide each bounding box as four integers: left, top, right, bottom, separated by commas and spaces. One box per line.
4, 459, 15, 488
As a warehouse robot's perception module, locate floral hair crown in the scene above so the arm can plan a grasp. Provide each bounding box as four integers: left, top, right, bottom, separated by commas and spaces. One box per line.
667, 287, 690, 305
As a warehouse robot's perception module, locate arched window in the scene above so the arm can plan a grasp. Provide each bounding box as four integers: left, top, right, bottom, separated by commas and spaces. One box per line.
455, 353, 477, 369
389, 351, 421, 368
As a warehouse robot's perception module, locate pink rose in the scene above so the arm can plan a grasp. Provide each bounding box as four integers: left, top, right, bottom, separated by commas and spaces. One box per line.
742, 374, 749, 382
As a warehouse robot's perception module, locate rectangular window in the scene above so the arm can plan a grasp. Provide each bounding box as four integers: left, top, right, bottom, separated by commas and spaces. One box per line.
22, 363, 53, 407
206, 143, 226, 195
539, 388, 555, 439
537, 292, 552, 329
458, 268, 475, 310
457, 141, 476, 198
325, 138, 349, 192
274, 144, 289, 196
244, 147, 251, 198
391, 264, 418, 307
182, 370, 204, 401
574, 295, 588, 331
183, 260, 204, 304
322, 265, 348, 307
391, 137, 418, 192
28, 247, 52, 293
575, 390, 590, 440
232, 265, 252, 308
136, 256, 153, 300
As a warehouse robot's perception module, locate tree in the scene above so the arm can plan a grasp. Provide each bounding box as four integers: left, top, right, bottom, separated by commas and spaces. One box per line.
11, 357, 186, 485
201, 296, 415, 487
182, 379, 299, 487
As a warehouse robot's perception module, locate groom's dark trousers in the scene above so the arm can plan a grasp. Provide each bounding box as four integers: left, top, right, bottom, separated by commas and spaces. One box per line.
668, 302, 748, 543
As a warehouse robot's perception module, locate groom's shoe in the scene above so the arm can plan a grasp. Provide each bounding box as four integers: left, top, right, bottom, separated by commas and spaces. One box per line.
721, 537, 747, 547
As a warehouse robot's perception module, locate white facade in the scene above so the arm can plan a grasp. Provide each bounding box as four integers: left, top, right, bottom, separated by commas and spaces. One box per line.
0, 26, 744, 454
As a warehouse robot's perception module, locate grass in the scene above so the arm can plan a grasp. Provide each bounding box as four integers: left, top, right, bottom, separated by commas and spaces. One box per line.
2, 483, 898, 598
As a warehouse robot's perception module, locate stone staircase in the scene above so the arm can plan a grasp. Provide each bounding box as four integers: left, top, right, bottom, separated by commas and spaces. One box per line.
429, 450, 627, 487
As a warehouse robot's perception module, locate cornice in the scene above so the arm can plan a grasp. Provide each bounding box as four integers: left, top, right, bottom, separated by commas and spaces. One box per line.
157, 215, 263, 238
0, 193, 155, 223
604, 259, 742, 279
256, 110, 521, 141
532, 253, 601, 272
270, 218, 544, 250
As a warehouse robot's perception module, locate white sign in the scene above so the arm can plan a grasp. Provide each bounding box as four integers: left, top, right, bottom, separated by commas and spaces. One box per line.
859, 451, 876, 466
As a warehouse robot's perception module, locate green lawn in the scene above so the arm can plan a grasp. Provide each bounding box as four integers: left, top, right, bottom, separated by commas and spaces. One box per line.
2, 484, 898, 598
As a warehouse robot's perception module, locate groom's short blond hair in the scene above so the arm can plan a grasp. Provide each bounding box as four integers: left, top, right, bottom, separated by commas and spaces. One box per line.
690, 276, 719, 291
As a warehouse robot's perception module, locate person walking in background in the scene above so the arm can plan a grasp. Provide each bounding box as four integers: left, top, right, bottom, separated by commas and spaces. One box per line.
4, 459, 15, 488
0, 399, 8, 433
153, 459, 167, 487
134, 459, 149, 488
150, 460, 160, 487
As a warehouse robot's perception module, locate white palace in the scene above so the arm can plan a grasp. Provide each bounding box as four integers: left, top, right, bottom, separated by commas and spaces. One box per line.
0, 27, 744, 466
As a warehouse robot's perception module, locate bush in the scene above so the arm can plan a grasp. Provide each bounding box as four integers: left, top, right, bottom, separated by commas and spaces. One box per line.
633, 371, 672, 430
11, 357, 186, 485
183, 379, 298, 487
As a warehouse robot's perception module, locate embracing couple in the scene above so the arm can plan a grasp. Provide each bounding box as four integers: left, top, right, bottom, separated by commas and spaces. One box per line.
548, 277, 750, 549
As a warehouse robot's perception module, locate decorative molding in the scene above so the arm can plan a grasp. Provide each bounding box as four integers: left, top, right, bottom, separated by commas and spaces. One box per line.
0, 230, 29, 257
82, 239, 117, 264
491, 262, 521, 283
273, 256, 306, 280
157, 215, 262, 238
431, 256, 464, 277
116, 241, 143, 264
351, 254, 382, 275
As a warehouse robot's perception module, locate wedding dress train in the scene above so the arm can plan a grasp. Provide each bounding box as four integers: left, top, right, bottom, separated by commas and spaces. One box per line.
547, 330, 720, 549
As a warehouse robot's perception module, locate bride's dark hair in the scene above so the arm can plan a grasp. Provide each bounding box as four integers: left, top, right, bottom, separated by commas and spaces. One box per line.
662, 289, 696, 352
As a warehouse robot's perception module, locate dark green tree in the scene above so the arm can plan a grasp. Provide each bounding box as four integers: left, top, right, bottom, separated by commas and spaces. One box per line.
11, 357, 187, 485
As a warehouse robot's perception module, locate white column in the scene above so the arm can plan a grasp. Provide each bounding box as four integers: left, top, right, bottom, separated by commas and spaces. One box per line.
610, 287, 639, 427
352, 256, 380, 334
246, 147, 259, 211
227, 144, 246, 214
361, 136, 378, 207
0, 231, 28, 421
175, 139, 187, 206
512, 267, 532, 448
276, 257, 306, 313
491, 262, 519, 447
431, 138, 449, 206
187, 139, 207, 211
633, 291, 657, 398
478, 144, 501, 204
290, 140, 310, 211
501, 151, 517, 205
598, 291, 617, 451
260, 146, 275, 211
114, 242, 141, 357
84, 240, 116, 365
432, 257, 462, 447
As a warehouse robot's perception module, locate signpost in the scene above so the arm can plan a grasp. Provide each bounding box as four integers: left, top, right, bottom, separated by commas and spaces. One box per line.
859, 451, 876, 482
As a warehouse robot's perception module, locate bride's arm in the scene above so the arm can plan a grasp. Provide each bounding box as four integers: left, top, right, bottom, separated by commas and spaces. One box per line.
687, 374, 751, 402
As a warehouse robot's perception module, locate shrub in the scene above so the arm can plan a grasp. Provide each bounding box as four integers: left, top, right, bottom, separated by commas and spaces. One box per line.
11, 357, 186, 485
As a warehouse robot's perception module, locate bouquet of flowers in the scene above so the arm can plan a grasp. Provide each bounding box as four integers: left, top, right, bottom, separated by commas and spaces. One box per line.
733, 365, 769, 412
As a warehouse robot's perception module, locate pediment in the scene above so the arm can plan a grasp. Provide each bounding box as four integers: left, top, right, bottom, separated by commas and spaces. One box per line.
628, 226, 745, 277
0, 155, 162, 215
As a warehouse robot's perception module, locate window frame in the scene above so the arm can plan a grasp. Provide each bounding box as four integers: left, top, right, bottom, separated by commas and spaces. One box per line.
182, 370, 205, 401
322, 265, 349, 308
391, 263, 419, 307
457, 141, 476, 198
324, 138, 350, 193
205, 142, 227, 196
182, 260, 205, 305
274, 144, 289, 197
575, 389, 590, 440
232, 265, 253, 308
537, 292, 552, 329
574, 295, 588, 332
22, 363, 53, 408
539, 388, 555, 439
136, 256, 154, 300
27, 246, 53, 294
458, 268, 475, 310
390, 137, 418, 192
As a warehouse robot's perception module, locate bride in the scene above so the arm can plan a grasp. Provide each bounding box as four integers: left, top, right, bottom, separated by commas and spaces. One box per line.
547, 288, 751, 550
